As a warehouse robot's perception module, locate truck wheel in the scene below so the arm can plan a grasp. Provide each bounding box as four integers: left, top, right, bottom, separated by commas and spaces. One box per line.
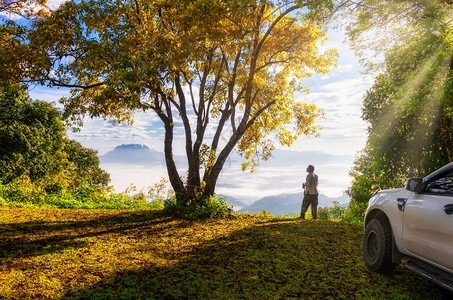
363, 218, 396, 274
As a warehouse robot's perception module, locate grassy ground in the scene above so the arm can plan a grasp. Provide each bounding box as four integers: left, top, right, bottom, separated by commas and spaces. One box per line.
0, 208, 451, 299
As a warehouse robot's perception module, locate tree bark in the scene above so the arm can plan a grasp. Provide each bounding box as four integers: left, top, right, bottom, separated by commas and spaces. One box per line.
153, 92, 186, 204
175, 75, 200, 202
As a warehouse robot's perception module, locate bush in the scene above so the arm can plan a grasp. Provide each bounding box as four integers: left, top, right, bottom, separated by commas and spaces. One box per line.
341, 201, 367, 224
317, 207, 330, 220
316, 201, 366, 224
0, 175, 46, 205
75, 183, 97, 202
163, 195, 233, 219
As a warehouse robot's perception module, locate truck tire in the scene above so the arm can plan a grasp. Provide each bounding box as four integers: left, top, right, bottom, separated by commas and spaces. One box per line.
363, 218, 396, 274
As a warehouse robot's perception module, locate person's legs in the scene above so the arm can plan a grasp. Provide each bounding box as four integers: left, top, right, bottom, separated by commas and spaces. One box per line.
300, 194, 311, 219
311, 194, 319, 219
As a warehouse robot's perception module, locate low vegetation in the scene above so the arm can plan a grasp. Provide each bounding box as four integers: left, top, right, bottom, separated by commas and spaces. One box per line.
1, 208, 451, 299
0, 176, 163, 210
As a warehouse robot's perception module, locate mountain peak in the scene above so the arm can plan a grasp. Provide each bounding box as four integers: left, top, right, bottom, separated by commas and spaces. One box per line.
100, 144, 162, 165
113, 144, 152, 152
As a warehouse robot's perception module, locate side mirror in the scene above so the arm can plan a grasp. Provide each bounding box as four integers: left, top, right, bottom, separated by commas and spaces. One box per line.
405, 177, 423, 193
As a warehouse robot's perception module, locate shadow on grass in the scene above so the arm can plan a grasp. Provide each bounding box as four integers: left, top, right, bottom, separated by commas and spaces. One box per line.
61, 218, 452, 299
0, 210, 188, 259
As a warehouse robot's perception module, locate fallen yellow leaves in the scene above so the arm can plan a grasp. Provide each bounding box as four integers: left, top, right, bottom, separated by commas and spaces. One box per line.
0, 208, 449, 299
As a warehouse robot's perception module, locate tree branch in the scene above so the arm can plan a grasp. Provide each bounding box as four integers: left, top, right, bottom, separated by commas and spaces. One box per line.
48, 79, 105, 90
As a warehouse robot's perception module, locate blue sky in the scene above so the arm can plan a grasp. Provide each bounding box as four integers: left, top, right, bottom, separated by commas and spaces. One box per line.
26, 3, 374, 203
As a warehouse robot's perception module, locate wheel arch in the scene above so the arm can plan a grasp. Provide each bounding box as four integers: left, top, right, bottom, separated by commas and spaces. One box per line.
364, 208, 402, 264
364, 208, 389, 227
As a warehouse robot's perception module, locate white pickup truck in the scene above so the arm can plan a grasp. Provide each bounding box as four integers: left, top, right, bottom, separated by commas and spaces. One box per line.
363, 162, 453, 291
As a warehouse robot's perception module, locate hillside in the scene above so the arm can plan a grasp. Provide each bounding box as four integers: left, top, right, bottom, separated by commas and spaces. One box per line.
237, 193, 349, 216
0, 208, 449, 299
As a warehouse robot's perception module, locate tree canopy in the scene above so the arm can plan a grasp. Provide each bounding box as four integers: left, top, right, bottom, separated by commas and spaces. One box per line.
0, 0, 50, 18
338, 0, 453, 203
0, 0, 52, 84
10, 0, 337, 205
0, 82, 67, 184
339, 0, 453, 71
0, 82, 110, 193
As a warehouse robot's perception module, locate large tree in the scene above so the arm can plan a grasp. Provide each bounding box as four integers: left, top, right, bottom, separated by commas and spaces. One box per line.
337, 0, 453, 203
8, 0, 337, 205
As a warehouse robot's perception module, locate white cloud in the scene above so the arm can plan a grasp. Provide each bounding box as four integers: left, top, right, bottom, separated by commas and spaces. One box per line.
67, 113, 166, 155
337, 64, 354, 72
292, 71, 372, 157
28, 86, 69, 106
46, 0, 66, 10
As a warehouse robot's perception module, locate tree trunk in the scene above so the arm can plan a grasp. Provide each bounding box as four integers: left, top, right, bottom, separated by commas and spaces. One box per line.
175, 76, 201, 202
155, 95, 187, 204
202, 128, 244, 198
163, 120, 186, 204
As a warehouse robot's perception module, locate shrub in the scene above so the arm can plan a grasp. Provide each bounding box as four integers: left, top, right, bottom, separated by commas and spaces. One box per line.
163, 195, 232, 219
1, 175, 46, 205
256, 210, 274, 217
317, 207, 330, 220
45, 195, 81, 209
74, 182, 97, 202
341, 201, 367, 224
316, 201, 366, 224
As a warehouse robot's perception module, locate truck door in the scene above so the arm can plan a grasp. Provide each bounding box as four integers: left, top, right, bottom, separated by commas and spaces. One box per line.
402, 175, 453, 271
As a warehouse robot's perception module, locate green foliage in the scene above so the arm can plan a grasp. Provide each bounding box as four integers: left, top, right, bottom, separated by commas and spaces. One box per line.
0, 82, 110, 197
347, 38, 452, 203
0, 83, 67, 184
0, 208, 449, 299
317, 207, 330, 220
0, 175, 161, 210
328, 201, 367, 224
64, 139, 110, 192
317, 201, 366, 224
342, 0, 453, 204
340, 0, 453, 71
0, 176, 46, 206
164, 195, 232, 219
146, 178, 175, 203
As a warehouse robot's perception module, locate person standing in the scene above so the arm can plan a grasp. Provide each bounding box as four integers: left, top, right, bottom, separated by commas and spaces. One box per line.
300, 164, 319, 219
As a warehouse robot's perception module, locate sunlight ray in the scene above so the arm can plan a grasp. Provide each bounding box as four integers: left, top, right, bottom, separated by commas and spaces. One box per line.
373, 45, 444, 136
403, 53, 452, 168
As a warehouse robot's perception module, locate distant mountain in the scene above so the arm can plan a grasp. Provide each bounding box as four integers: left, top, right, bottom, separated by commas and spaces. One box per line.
239, 193, 350, 216
100, 144, 164, 165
